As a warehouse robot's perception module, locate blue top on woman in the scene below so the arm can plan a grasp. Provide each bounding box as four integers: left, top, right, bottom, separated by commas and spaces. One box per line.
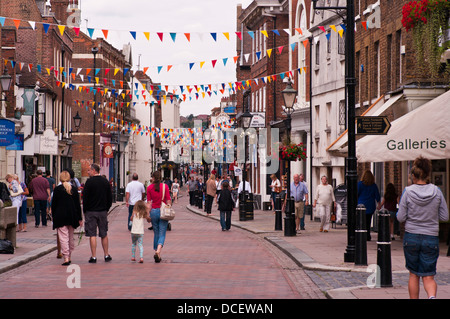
357, 181, 380, 215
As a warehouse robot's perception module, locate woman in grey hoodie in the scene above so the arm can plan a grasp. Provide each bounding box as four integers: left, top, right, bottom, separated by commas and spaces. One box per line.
397, 156, 448, 299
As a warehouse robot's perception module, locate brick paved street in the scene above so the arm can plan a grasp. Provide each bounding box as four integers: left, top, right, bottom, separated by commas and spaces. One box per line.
0, 191, 324, 299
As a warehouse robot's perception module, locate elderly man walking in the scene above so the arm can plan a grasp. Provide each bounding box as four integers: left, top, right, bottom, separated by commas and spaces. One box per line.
284, 174, 309, 233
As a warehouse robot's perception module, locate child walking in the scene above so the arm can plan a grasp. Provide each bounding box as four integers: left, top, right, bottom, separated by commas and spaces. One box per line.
130, 200, 151, 263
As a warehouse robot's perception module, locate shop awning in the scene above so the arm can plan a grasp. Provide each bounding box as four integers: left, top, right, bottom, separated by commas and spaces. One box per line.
327, 94, 404, 156
356, 90, 450, 162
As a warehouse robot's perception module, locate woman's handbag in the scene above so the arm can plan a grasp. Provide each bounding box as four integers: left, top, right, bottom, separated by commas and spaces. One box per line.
160, 184, 175, 221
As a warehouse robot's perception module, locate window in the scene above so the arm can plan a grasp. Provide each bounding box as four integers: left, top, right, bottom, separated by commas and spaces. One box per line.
327, 31, 331, 54
339, 100, 346, 126
396, 30, 402, 85
386, 34, 392, 91
374, 41, 380, 99
35, 95, 46, 134
338, 32, 345, 55
316, 41, 320, 65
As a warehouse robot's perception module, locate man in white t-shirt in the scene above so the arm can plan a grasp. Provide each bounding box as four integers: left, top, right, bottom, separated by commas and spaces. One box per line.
125, 173, 146, 231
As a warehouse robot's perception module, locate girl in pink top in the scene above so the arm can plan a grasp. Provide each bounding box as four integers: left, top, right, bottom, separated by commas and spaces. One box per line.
146, 171, 171, 263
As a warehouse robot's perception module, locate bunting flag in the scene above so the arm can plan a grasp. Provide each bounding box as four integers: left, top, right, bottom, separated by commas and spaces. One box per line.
0, 14, 380, 52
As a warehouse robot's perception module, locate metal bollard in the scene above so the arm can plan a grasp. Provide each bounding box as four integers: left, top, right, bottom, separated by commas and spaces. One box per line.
355, 204, 367, 266
274, 194, 282, 231
377, 209, 393, 287
284, 197, 296, 237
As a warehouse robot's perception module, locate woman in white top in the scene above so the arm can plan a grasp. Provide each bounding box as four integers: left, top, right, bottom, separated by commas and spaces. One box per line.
171, 178, 180, 204
313, 176, 336, 232
269, 174, 281, 211
130, 200, 151, 263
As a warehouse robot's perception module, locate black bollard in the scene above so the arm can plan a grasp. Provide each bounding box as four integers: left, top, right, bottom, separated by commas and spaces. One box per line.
275, 194, 282, 231
377, 209, 393, 287
239, 191, 246, 221
355, 204, 368, 266
284, 197, 296, 237
198, 192, 203, 209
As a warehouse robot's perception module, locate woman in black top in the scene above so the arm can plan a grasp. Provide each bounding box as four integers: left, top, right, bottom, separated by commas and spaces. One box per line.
51, 171, 83, 265
217, 181, 235, 231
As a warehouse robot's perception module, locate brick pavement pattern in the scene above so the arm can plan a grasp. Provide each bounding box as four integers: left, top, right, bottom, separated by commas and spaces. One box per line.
0, 189, 324, 299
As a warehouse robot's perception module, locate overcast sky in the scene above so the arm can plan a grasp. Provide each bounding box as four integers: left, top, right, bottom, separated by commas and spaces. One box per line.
80, 0, 253, 117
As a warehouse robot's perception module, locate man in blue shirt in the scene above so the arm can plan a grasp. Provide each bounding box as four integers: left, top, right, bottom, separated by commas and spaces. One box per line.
284, 173, 309, 232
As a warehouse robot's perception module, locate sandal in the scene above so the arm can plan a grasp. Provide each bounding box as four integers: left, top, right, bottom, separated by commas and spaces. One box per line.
139, 258, 144, 263
154, 253, 161, 263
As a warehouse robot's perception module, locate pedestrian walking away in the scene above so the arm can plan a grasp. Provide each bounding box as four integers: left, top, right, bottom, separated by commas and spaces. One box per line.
377, 183, 399, 240
205, 174, 217, 216
28, 169, 51, 228
130, 200, 151, 263
51, 171, 83, 266
125, 173, 146, 231
313, 175, 335, 233
357, 170, 381, 241
146, 171, 171, 263
397, 156, 449, 299
217, 181, 235, 231
82, 163, 113, 263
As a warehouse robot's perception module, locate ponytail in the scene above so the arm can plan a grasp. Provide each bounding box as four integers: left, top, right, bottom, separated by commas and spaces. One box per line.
60, 171, 72, 195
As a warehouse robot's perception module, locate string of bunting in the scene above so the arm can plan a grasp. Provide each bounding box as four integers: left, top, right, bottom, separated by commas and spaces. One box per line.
3, 56, 307, 103
76, 96, 237, 150
0, 14, 380, 44
1, 36, 304, 79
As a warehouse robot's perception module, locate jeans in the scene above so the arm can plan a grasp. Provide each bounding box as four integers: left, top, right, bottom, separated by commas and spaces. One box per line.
34, 199, 48, 226
220, 211, 232, 230
18, 200, 28, 224
127, 205, 134, 231
403, 232, 439, 277
150, 208, 168, 250
131, 234, 144, 259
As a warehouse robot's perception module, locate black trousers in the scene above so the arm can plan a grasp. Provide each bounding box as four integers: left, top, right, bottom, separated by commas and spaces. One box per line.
205, 194, 214, 214
189, 191, 195, 205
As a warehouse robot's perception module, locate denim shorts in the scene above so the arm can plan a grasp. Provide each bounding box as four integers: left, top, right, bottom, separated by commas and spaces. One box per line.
403, 232, 439, 277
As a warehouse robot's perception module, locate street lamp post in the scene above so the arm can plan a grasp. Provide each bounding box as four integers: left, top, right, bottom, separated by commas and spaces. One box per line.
239, 89, 253, 221
0, 68, 12, 119
311, 0, 357, 262
0, 68, 13, 102
281, 78, 297, 237
72, 111, 82, 132
92, 47, 99, 164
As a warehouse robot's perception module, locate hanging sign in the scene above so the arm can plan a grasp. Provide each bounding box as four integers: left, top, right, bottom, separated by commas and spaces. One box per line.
0, 119, 15, 147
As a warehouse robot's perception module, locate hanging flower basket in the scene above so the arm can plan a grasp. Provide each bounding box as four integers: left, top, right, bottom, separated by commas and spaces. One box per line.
402, 0, 450, 77
279, 143, 307, 161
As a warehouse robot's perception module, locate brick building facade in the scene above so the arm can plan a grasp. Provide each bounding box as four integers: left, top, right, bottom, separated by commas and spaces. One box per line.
236, 0, 291, 203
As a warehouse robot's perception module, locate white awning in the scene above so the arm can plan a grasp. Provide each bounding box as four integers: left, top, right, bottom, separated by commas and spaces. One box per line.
356, 90, 450, 162
327, 94, 404, 156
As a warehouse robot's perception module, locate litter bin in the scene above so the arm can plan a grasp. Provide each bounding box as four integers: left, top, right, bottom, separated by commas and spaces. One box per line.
238, 191, 254, 221
117, 188, 125, 202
